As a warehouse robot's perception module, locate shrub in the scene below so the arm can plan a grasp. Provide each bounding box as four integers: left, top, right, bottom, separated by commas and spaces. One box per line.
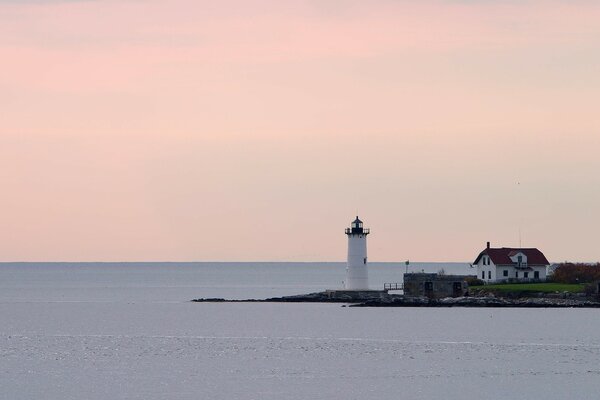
465, 276, 484, 287
549, 262, 600, 284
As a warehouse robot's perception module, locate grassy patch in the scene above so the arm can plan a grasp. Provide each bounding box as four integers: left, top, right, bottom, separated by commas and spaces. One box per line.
470, 283, 586, 293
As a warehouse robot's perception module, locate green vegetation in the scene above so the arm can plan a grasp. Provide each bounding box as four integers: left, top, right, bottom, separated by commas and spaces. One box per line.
470, 282, 586, 293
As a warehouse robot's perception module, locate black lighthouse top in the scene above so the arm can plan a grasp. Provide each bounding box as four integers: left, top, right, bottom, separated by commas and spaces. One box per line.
345, 216, 370, 235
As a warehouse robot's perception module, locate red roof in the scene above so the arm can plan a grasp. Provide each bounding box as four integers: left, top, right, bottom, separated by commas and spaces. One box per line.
473, 247, 550, 266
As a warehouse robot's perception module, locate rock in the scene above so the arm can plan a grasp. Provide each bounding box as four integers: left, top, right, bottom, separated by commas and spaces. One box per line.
191, 292, 600, 308
191, 298, 227, 302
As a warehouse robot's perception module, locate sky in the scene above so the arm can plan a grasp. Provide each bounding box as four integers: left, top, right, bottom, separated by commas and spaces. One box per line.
1, 0, 599, 262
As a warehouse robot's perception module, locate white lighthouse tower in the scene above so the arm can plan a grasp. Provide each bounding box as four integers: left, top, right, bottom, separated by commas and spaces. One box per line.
345, 216, 370, 290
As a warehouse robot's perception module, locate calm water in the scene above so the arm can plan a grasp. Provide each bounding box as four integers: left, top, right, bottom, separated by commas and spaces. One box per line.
0, 262, 469, 302
1, 262, 599, 400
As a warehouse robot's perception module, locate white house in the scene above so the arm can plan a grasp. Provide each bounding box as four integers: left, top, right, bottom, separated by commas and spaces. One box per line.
474, 242, 550, 283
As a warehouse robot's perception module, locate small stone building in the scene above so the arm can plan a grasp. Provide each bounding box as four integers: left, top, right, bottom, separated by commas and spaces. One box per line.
403, 273, 472, 299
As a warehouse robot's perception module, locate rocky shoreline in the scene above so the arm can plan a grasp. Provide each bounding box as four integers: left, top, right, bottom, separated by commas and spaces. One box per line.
352, 296, 600, 308
192, 291, 600, 308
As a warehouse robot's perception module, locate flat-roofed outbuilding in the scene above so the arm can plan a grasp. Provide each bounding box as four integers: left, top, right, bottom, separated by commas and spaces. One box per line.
403, 273, 473, 299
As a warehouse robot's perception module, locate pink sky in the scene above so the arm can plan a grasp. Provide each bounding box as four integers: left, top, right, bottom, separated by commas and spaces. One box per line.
1, 0, 599, 262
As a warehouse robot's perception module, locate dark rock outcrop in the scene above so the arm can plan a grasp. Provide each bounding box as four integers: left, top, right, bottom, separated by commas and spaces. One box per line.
192, 292, 600, 308
352, 296, 600, 308
192, 291, 394, 304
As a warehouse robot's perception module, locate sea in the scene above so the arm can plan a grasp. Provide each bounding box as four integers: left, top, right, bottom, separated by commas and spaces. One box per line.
1, 262, 599, 400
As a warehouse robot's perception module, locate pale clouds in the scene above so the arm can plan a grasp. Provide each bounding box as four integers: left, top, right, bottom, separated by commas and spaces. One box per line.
0, 0, 599, 261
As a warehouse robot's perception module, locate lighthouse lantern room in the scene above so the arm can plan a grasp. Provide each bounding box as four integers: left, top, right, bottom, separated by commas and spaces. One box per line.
345, 216, 370, 290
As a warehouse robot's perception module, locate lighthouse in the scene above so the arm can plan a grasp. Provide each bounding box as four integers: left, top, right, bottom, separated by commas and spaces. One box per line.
345, 216, 370, 290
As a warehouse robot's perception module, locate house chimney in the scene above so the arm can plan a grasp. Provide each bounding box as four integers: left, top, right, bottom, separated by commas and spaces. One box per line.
486, 241, 490, 249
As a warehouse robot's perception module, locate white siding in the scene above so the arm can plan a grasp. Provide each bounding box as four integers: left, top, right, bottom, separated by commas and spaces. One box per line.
532, 266, 547, 281
476, 256, 496, 283
494, 265, 547, 282
489, 260, 497, 281
496, 266, 514, 282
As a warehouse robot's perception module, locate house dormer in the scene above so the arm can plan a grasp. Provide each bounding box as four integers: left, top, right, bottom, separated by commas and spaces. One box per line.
509, 251, 528, 268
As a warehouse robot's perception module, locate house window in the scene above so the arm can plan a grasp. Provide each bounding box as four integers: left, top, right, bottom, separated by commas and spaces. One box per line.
524, 272, 529, 278
488, 271, 491, 279
534, 271, 539, 279
503, 270, 508, 277
424, 282, 433, 291
515, 271, 519, 278
482, 271, 485, 279
517, 255, 522, 267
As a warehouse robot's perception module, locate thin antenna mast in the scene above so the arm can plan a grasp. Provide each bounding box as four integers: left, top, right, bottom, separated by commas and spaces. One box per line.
517, 181, 522, 248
